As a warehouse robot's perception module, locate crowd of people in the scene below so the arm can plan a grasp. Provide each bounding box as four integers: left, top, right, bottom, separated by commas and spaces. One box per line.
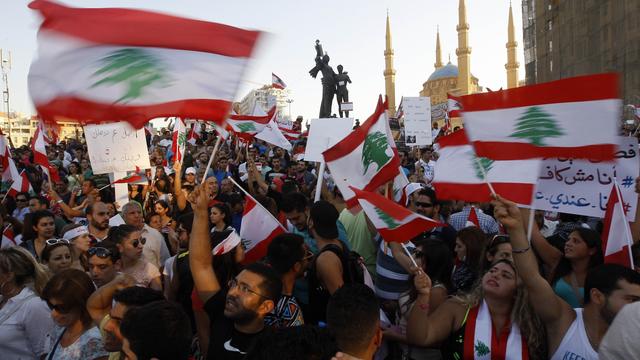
1, 122, 640, 360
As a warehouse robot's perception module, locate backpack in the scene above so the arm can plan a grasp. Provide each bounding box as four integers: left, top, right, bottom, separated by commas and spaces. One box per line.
319, 244, 369, 285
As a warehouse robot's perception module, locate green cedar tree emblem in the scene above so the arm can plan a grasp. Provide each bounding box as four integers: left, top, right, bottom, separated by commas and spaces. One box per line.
470, 153, 495, 180
475, 340, 490, 357
177, 131, 187, 148
91, 48, 173, 103
362, 131, 391, 175
375, 207, 399, 228
509, 106, 565, 146
237, 122, 257, 133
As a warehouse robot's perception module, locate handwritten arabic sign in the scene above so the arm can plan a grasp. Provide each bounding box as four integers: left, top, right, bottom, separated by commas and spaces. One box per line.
84, 122, 151, 175
533, 137, 639, 221
403, 97, 432, 146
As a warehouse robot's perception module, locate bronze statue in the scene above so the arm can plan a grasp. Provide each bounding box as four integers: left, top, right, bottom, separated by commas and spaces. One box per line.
309, 40, 338, 118
335, 65, 352, 118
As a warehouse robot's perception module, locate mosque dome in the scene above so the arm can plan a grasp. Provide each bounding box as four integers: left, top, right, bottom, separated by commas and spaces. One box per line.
427, 62, 458, 81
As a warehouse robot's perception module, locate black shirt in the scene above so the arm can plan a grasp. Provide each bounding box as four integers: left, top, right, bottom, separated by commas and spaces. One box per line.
204, 291, 265, 360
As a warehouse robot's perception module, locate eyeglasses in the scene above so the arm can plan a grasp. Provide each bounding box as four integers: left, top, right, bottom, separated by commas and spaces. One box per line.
228, 278, 270, 300
87, 247, 112, 258
131, 238, 146, 248
415, 201, 434, 208
46, 301, 72, 314
46, 238, 70, 246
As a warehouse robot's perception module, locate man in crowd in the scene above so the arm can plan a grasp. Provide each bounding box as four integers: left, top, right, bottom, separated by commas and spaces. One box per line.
189, 182, 281, 359
448, 202, 499, 235
87, 201, 111, 243
88, 241, 121, 287
12, 192, 30, 222
121, 201, 170, 269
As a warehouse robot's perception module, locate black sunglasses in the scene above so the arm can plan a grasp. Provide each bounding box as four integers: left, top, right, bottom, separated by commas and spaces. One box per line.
131, 238, 146, 248
87, 247, 112, 258
46, 301, 72, 314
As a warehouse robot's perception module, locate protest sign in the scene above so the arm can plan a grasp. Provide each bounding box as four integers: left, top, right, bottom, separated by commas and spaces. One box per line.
402, 97, 432, 146
533, 137, 639, 221
303, 118, 353, 162
84, 122, 151, 175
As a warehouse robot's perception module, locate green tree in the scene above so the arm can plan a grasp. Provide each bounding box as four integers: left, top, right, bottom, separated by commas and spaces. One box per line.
362, 131, 391, 175
236, 122, 257, 133
475, 341, 490, 357
509, 106, 565, 146
91, 48, 173, 103
470, 153, 495, 180
375, 207, 399, 228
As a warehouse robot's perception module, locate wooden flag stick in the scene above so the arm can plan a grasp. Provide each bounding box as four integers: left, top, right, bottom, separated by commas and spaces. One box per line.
401, 242, 419, 268
201, 136, 222, 184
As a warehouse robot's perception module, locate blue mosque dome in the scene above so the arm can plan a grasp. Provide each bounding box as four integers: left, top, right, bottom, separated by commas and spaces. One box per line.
427, 62, 459, 81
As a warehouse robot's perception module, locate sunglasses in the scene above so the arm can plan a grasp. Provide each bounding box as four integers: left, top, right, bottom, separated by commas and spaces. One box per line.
46, 301, 72, 314
46, 238, 70, 246
131, 238, 146, 248
87, 247, 112, 258
415, 201, 434, 208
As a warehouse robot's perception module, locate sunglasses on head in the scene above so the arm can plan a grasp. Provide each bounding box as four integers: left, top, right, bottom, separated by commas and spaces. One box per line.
46, 301, 72, 314
46, 238, 70, 246
87, 247, 112, 258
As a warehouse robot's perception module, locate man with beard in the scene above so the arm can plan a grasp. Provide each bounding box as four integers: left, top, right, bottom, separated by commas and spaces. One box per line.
493, 196, 640, 360
189, 182, 282, 360
87, 274, 164, 360
87, 201, 111, 242
121, 201, 170, 269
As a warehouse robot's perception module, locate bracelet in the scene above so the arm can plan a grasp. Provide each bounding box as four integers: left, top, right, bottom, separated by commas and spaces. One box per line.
512, 244, 531, 254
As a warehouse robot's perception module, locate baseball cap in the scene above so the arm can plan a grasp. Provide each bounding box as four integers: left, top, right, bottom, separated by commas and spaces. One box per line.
185, 167, 196, 175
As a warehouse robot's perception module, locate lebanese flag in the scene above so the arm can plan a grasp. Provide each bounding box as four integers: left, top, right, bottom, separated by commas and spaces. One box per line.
272, 73, 287, 89
212, 230, 242, 256
113, 166, 144, 184
601, 183, 635, 268
279, 126, 301, 141
187, 122, 202, 145
0, 133, 20, 182
28, 0, 261, 129
1, 225, 18, 249
228, 107, 276, 141
447, 94, 462, 118
323, 96, 401, 209
171, 118, 187, 163
467, 207, 480, 227
350, 187, 443, 243
8, 170, 34, 197
433, 129, 540, 205
461, 73, 620, 161
256, 120, 293, 151
32, 122, 60, 183
240, 194, 286, 264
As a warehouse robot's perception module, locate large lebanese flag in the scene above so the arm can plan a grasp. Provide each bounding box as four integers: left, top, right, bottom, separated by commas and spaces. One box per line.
28, 0, 261, 129
350, 187, 443, 243
461, 73, 620, 161
240, 194, 286, 264
601, 183, 635, 268
323, 96, 400, 209
433, 129, 540, 205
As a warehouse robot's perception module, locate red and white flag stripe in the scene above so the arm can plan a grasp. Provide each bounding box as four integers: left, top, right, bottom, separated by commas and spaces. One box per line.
272, 73, 287, 89
1, 225, 18, 249
212, 231, 242, 256
28, 0, 261, 129
601, 182, 635, 268
8, 170, 33, 197
460, 73, 620, 161
240, 194, 286, 264
447, 93, 462, 118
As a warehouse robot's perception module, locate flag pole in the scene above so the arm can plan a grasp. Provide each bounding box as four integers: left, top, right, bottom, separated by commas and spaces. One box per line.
400, 242, 419, 268
526, 208, 535, 244
314, 162, 326, 203
474, 157, 497, 196
227, 176, 287, 232
201, 136, 222, 184
614, 179, 636, 269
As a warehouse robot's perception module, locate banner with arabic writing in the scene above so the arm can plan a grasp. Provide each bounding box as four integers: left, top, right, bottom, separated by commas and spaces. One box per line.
533, 137, 639, 221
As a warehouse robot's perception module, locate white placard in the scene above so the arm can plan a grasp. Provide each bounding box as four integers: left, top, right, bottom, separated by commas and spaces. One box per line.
303, 118, 354, 162
84, 122, 151, 175
533, 137, 639, 221
403, 97, 432, 146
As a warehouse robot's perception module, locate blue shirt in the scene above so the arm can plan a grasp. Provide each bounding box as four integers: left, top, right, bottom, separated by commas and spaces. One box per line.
448, 207, 499, 235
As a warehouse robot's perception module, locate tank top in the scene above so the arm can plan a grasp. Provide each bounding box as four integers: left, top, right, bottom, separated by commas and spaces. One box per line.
550, 308, 598, 360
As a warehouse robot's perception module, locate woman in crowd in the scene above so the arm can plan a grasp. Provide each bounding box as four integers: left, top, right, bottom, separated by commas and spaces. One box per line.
42, 269, 108, 359
451, 227, 486, 293
41, 239, 74, 275
209, 203, 234, 233
61, 224, 91, 271
480, 234, 513, 271
153, 200, 174, 230
108, 225, 162, 291
80, 159, 93, 180
550, 228, 603, 307
20, 210, 57, 261
66, 161, 83, 191
0, 247, 53, 359
407, 259, 546, 359
394, 240, 453, 360
146, 212, 163, 233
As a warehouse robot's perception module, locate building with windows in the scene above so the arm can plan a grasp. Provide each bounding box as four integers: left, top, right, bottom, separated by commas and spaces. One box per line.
0, 112, 82, 148
236, 85, 291, 120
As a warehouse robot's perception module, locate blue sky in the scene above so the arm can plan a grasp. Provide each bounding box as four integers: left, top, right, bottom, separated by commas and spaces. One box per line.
2, 0, 524, 121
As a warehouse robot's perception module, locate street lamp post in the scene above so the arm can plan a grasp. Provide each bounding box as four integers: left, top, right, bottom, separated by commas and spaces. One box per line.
0, 49, 11, 141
